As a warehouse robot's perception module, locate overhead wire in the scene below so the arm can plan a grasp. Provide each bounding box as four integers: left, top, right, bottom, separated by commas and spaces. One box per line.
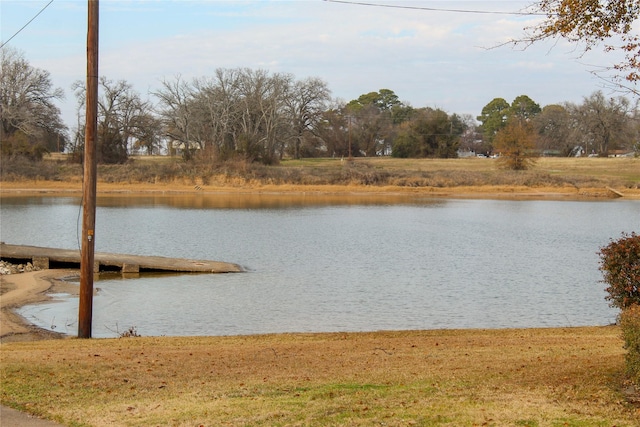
0, 0, 545, 52
0, 0, 546, 52
0, 0, 55, 50
322, 0, 547, 16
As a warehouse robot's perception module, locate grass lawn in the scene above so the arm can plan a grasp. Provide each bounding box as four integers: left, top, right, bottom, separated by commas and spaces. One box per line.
1, 327, 638, 426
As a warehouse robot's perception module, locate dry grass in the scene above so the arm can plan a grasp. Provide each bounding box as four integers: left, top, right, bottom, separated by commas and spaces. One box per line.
1, 327, 638, 426
2, 156, 639, 197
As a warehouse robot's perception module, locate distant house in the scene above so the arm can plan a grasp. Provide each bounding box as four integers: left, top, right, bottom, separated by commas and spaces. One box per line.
608, 150, 636, 158
170, 140, 201, 156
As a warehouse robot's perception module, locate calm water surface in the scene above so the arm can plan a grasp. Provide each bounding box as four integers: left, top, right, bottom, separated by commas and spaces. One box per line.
1, 194, 638, 337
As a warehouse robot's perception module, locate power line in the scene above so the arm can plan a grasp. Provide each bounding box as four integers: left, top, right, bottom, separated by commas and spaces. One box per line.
0, 0, 55, 50
322, 0, 546, 16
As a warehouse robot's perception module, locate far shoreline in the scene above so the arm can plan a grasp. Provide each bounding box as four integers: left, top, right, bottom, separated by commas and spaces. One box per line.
1, 180, 639, 200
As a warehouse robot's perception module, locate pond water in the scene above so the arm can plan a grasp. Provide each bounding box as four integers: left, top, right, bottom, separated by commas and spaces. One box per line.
1, 193, 638, 337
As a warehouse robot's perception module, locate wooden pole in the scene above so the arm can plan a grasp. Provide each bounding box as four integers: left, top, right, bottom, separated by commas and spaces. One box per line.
78, 0, 99, 338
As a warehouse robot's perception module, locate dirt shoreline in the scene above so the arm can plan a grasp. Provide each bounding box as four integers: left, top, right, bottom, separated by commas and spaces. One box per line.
2, 180, 639, 199
0, 270, 78, 343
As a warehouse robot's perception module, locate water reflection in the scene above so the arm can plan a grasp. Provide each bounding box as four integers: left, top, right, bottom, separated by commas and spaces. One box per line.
94, 192, 443, 209
0, 193, 443, 210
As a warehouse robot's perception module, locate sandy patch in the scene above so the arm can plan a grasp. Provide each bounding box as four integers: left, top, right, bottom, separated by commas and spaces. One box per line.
0, 270, 78, 342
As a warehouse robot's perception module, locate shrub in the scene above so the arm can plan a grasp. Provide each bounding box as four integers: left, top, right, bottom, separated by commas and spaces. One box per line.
493, 120, 538, 171
619, 305, 640, 385
598, 232, 640, 309
1, 131, 48, 161
0, 156, 73, 181
118, 326, 140, 338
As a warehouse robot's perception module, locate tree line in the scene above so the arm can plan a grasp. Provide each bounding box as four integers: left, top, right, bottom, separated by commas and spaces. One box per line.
475, 93, 640, 157
1, 47, 639, 166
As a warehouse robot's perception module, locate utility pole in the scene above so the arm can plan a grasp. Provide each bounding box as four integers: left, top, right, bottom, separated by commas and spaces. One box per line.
78, 0, 99, 338
347, 115, 352, 160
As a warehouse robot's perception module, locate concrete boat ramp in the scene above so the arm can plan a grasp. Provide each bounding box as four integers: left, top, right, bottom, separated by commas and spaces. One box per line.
0, 243, 243, 274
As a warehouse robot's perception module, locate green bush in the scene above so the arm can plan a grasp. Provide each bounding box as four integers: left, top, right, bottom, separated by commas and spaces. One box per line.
619, 305, 640, 385
598, 232, 640, 309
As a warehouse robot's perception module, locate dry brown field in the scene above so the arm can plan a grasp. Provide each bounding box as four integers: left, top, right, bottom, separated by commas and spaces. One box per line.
1, 156, 639, 200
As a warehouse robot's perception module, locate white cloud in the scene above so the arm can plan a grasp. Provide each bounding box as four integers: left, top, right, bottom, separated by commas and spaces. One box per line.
510, 61, 555, 70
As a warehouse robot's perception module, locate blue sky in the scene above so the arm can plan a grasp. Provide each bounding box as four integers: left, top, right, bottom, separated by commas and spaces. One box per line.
1, 0, 625, 129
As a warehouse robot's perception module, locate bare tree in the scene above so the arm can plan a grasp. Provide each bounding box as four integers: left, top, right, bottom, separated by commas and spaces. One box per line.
73, 77, 157, 163
533, 104, 576, 155
154, 69, 330, 163
316, 103, 350, 158
192, 69, 242, 158
154, 75, 197, 159
233, 69, 291, 163
285, 77, 331, 159
566, 91, 637, 156
130, 108, 164, 156
457, 114, 485, 155
0, 47, 66, 159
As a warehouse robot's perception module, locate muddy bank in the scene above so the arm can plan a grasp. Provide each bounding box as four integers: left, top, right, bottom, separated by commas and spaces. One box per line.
0, 270, 78, 342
